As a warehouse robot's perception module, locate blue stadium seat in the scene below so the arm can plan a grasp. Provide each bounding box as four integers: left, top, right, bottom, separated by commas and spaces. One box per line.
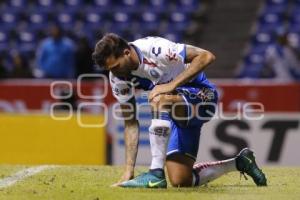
161, 32, 182, 42
257, 13, 283, 33
175, 0, 200, 12
238, 49, 268, 78
168, 11, 191, 32
262, 4, 287, 15
117, 0, 141, 13
82, 11, 107, 39
16, 30, 37, 58
266, 0, 288, 6
91, 0, 111, 12
244, 52, 266, 65
146, 0, 168, 12
55, 11, 78, 31
26, 11, 50, 32
139, 11, 161, 32
250, 32, 276, 56
35, 0, 58, 14
290, 11, 300, 25
288, 23, 300, 34
0, 11, 20, 30
112, 11, 132, 31
3, 0, 28, 12
252, 32, 275, 45
237, 63, 265, 78
64, 0, 83, 11
0, 30, 10, 53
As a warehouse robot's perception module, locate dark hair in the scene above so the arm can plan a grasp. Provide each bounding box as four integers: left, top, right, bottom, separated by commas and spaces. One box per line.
92, 33, 130, 68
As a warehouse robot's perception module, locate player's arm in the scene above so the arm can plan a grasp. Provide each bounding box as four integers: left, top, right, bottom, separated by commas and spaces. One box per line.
149, 44, 215, 101
171, 45, 215, 87
170, 45, 215, 89
112, 97, 139, 186
121, 97, 139, 178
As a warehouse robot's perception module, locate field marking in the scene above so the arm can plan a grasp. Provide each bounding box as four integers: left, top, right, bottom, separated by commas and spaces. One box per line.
0, 165, 55, 189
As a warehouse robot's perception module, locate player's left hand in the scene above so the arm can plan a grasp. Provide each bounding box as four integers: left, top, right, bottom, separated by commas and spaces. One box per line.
148, 83, 175, 102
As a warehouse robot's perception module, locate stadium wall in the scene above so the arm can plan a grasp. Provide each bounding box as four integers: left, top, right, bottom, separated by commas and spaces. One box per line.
0, 114, 106, 165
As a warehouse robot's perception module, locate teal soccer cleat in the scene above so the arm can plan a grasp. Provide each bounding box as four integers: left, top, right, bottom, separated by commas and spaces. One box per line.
236, 148, 267, 186
119, 169, 167, 188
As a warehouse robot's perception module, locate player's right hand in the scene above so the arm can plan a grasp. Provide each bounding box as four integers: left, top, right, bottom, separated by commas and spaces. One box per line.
111, 170, 134, 187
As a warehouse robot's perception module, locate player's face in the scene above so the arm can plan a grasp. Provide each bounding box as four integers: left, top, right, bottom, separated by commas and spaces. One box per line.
105, 49, 135, 77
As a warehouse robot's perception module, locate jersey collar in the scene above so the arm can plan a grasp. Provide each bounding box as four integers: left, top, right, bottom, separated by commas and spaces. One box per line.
130, 44, 143, 65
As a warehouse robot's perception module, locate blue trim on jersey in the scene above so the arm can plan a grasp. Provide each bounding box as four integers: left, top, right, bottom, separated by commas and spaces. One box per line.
179, 44, 186, 61
132, 75, 154, 90
118, 75, 154, 91
156, 112, 171, 121
130, 44, 143, 64
183, 72, 216, 89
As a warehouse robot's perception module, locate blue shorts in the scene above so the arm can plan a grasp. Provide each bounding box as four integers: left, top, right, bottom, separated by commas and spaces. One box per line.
166, 86, 218, 160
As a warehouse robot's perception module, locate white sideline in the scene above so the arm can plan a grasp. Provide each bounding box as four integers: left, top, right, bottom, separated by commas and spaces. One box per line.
0, 165, 54, 189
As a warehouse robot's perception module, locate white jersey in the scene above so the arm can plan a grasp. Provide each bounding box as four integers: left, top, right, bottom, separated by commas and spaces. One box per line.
109, 36, 213, 103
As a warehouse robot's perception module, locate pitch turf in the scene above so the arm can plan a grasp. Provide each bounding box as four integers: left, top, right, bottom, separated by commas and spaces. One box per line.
0, 165, 299, 200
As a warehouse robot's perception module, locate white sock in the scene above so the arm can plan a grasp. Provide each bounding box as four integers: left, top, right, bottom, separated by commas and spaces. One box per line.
149, 118, 171, 170
193, 158, 237, 186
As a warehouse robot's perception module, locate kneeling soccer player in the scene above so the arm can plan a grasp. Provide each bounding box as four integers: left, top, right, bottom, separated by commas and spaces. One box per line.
92, 33, 267, 188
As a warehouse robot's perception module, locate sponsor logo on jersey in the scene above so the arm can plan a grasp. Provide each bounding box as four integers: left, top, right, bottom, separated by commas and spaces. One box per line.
149, 69, 160, 79
166, 48, 178, 62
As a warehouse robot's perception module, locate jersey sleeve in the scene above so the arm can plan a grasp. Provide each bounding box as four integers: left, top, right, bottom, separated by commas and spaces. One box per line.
150, 37, 186, 66
109, 73, 134, 104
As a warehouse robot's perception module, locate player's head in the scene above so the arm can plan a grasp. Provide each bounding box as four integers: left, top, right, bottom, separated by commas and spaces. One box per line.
49, 23, 63, 40
92, 33, 136, 77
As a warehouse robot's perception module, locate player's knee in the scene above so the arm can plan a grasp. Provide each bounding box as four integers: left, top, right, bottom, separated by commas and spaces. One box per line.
149, 94, 174, 111
168, 175, 192, 187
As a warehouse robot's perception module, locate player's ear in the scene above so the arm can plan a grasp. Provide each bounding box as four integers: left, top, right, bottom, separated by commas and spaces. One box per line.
124, 48, 130, 56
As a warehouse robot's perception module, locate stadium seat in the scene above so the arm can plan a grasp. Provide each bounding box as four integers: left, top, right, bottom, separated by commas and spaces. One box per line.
139, 11, 161, 32
0, 30, 11, 53
112, 11, 132, 31
251, 32, 275, 50
257, 13, 283, 33
55, 11, 78, 31
16, 30, 37, 58
64, 0, 84, 8
90, 0, 111, 12
146, 0, 168, 12
3, 0, 28, 12
35, 0, 58, 14
82, 10, 107, 41
168, 11, 191, 32
237, 62, 265, 78
84, 11, 105, 29
63, 0, 83, 12
0, 11, 21, 30
290, 11, 300, 25
117, 0, 141, 13
261, 4, 287, 15
266, 0, 289, 6
161, 31, 183, 42
244, 52, 266, 65
26, 11, 50, 32
175, 0, 200, 12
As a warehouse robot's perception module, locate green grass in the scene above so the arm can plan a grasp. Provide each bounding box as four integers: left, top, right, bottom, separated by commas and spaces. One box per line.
0, 165, 28, 179
0, 166, 299, 200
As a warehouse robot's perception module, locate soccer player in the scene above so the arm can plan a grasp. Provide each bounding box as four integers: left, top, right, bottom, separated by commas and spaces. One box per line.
92, 33, 267, 188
